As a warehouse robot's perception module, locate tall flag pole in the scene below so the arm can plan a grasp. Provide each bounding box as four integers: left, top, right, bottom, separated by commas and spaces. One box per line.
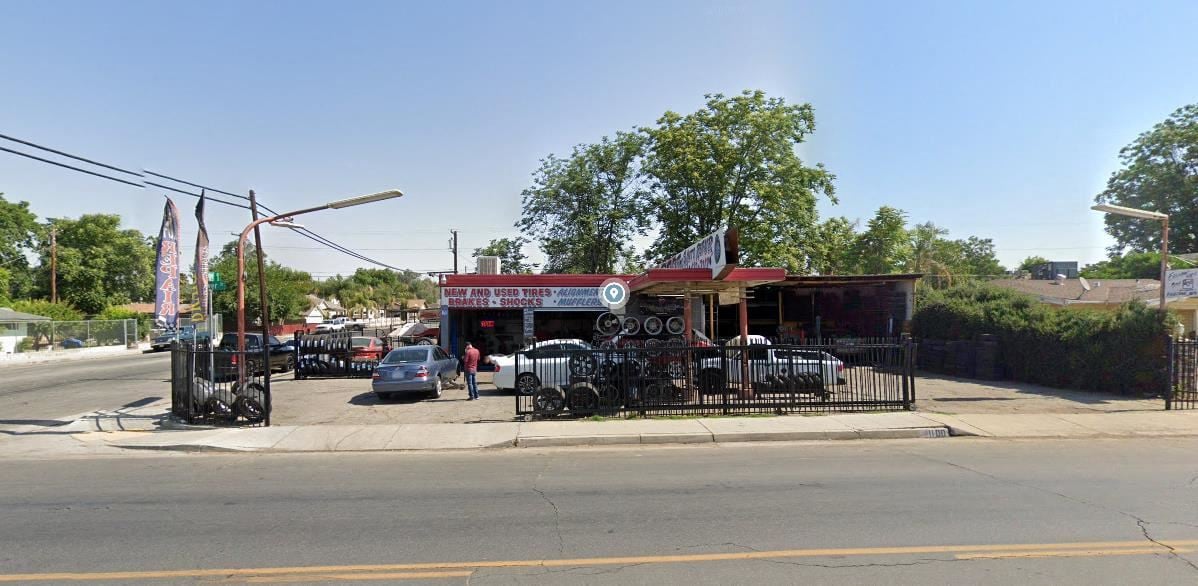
195, 190, 210, 318
153, 197, 181, 330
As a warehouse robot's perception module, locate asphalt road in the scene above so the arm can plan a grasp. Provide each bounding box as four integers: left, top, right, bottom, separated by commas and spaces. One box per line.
0, 351, 171, 425
1, 438, 1196, 584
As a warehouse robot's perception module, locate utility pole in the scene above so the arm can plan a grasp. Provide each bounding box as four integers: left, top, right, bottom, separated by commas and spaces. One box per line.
49, 226, 57, 303
450, 229, 459, 274
248, 189, 272, 426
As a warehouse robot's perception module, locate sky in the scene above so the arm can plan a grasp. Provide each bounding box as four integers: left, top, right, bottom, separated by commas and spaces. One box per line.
3, 0, 1198, 278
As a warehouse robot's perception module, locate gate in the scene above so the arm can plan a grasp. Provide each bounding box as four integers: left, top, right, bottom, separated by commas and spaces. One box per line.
170, 344, 271, 426
515, 339, 914, 418
1167, 337, 1198, 410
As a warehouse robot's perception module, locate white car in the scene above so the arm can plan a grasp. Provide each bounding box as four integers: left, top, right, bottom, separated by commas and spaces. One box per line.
698, 337, 845, 395
490, 339, 594, 395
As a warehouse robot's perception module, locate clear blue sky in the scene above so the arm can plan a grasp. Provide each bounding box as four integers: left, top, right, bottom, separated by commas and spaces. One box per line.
3, 0, 1198, 277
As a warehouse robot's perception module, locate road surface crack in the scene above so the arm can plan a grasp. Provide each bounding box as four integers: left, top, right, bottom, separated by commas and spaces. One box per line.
909, 450, 1198, 574
532, 460, 564, 555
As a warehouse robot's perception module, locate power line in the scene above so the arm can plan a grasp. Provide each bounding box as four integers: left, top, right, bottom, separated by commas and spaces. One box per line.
0, 145, 144, 188
144, 180, 252, 210
0, 132, 141, 177
142, 170, 250, 201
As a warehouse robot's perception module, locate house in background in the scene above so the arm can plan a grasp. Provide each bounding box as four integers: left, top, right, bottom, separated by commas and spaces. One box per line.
388, 299, 427, 322
0, 307, 50, 354
303, 295, 345, 324
989, 277, 1198, 335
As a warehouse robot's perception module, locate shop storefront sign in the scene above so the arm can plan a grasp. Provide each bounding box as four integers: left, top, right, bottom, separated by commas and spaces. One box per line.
658, 226, 739, 279
441, 286, 604, 309
1166, 269, 1198, 300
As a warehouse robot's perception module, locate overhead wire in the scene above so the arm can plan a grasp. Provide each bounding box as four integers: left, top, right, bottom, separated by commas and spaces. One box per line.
0, 132, 141, 177
0, 145, 144, 188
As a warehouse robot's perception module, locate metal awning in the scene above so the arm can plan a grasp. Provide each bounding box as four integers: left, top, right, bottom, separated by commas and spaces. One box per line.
628, 267, 787, 295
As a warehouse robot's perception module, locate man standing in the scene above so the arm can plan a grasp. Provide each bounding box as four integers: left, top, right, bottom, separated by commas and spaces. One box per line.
463, 341, 480, 401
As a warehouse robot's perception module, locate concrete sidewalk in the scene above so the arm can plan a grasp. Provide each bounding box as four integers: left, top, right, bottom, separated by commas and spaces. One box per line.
61, 409, 1198, 453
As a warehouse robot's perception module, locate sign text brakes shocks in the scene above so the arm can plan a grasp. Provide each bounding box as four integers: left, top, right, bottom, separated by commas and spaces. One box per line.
441, 286, 604, 309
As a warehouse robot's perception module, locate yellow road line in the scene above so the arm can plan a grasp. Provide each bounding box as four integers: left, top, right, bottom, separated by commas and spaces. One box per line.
241, 570, 473, 583
957, 547, 1192, 560
2, 539, 1196, 582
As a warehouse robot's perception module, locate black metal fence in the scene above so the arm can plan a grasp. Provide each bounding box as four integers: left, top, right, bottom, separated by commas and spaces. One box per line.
293, 331, 381, 379
170, 344, 271, 426
515, 339, 914, 418
1167, 337, 1198, 410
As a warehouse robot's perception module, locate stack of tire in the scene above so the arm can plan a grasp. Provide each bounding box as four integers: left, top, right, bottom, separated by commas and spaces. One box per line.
294, 331, 377, 379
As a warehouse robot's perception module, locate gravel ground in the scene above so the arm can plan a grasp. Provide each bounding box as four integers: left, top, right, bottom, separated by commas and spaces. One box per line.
915, 373, 1163, 414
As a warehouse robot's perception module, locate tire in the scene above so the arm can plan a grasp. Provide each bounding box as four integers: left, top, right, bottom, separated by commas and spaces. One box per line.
643, 316, 663, 336
567, 353, 598, 377
595, 312, 621, 336
597, 384, 622, 412
429, 377, 443, 399
698, 368, 726, 394
516, 373, 540, 396
621, 317, 641, 335
281, 355, 295, 373
205, 396, 236, 423
533, 387, 566, 413
666, 316, 685, 336
234, 395, 266, 424
565, 383, 599, 415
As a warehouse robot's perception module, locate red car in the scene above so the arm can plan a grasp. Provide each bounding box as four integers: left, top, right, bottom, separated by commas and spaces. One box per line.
350, 336, 385, 362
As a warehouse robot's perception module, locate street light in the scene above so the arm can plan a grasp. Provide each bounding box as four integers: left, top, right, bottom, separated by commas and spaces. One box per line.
1091, 203, 1169, 315
236, 189, 403, 373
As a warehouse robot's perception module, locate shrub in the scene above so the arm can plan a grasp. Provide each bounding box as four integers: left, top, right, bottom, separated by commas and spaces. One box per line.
913, 282, 1171, 395
7, 299, 85, 321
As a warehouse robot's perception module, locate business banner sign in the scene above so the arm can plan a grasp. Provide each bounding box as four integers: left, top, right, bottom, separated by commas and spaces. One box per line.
1166, 269, 1198, 300
441, 286, 604, 309
194, 191, 210, 316
153, 198, 182, 328
658, 226, 739, 279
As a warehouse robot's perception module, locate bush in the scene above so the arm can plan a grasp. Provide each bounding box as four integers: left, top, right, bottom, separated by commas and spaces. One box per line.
97, 306, 152, 340
913, 282, 1171, 395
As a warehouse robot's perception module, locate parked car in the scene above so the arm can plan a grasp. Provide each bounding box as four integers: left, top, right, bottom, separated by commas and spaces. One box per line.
350, 336, 385, 362
151, 327, 211, 351
371, 345, 459, 400
490, 339, 594, 395
60, 337, 85, 349
315, 317, 366, 333
208, 333, 295, 377
697, 337, 845, 396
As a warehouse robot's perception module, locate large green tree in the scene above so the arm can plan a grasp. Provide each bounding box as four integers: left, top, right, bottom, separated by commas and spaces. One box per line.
641, 90, 836, 272
210, 241, 313, 325
34, 214, 155, 314
1017, 255, 1051, 273
1095, 104, 1198, 255
0, 194, 39, 299
1080, 252, 1163, 280
472, 237, 533, 274
518, 131, 650, 273
315, 268, 438, 311
852, 207, 911, 274
809, 217, 859, 275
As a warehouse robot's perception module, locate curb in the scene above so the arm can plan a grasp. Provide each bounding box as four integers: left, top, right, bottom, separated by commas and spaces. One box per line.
515, 426, 951, 448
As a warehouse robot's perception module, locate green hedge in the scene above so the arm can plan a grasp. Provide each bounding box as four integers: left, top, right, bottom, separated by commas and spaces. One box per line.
913, 282, 1171, 394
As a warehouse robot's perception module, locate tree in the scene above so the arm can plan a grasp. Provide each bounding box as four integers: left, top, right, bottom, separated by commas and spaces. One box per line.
641, 90, 836, 272
0, 194, 39, 299
518, 131, 651, 273
472, 237, 533, 274
852, 207, 911, 274
958, 236, 1004, 277
209, 240, 314, 325
315, 268, 438, 313
33, 214, 155, 314
810, 217, 859, 275
1080, 252, 1162, 280
1095, 104, 1198, 255
1018, 256, 1051, 272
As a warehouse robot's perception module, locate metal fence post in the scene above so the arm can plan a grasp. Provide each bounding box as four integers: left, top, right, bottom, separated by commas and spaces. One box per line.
1166, 335, 1175, 411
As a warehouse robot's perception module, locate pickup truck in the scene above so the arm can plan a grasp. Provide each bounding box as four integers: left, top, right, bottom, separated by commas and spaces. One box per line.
314, 317, 365, 333
207, 333, 295, 378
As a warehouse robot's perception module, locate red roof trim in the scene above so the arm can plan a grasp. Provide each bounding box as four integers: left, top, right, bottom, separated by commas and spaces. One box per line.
442, 274, 630, 287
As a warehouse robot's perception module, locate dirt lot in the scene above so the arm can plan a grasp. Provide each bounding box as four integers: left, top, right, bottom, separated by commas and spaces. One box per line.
915, 373, 1162, 414
266, 371, 1166, 426
270, 373, 517, 426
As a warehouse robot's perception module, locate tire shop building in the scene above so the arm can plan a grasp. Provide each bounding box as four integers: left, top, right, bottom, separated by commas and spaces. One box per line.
438, 229, 921, 357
